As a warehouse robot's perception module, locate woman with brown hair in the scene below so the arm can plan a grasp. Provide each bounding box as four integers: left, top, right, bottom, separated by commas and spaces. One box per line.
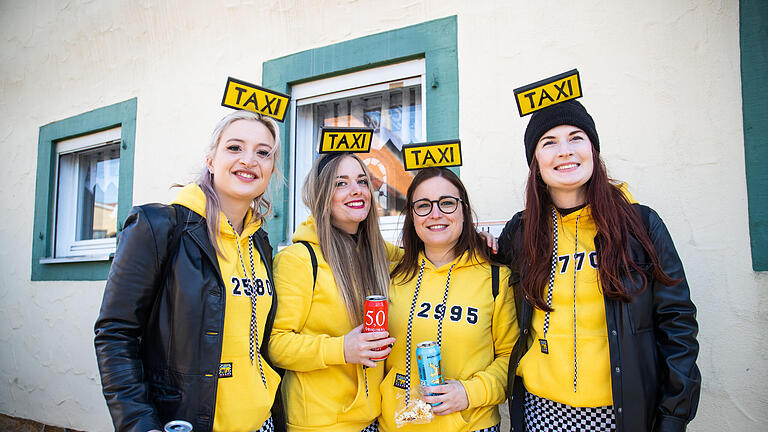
497, 99, 701, 432
379, 167, 517, 432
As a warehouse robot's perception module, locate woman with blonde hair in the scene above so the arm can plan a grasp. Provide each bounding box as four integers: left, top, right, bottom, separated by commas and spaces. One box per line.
95, 110, 285, 432
269, 153, 397, 432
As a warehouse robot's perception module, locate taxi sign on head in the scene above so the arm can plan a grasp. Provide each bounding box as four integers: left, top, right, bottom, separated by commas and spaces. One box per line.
402, 140, 462, 171
318, 127, 373, 153
221, 77, 290, 122
513, 69, 582, 117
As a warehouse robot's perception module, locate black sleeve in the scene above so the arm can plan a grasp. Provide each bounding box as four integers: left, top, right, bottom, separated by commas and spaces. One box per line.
496, 211, 523, 266
93, 205, 175, 432
647, 208, 701, 431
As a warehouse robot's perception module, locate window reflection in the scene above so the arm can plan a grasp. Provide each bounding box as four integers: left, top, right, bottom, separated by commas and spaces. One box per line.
310, 84, 422, 216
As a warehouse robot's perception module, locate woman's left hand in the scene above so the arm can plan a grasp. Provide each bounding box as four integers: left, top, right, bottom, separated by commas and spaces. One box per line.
478, 230, 498, 254
421, 380, 469, 415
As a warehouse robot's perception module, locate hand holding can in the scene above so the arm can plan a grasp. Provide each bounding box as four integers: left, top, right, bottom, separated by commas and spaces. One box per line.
363, 295, 390, 361
416, 341, 444, 406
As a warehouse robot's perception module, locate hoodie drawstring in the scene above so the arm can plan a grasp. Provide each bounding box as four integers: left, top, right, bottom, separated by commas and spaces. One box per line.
227, 219, 268, 389
404, 259, 455, 405
542, 208, 581, 392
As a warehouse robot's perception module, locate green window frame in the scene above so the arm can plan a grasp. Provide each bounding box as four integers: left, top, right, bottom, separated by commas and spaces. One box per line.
262, 15, 459, 244
31, 98, 137, 281
740, 0, 768, 271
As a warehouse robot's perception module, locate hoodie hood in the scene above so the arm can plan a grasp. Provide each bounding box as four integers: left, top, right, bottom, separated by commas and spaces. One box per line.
291, 215, 320, 246
418, 248, 489, 274
617, 182, 638, 204
170, 183, 261, 239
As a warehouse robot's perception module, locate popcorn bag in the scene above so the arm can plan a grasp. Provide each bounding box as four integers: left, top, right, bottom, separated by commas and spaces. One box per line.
394, 387, 434, 427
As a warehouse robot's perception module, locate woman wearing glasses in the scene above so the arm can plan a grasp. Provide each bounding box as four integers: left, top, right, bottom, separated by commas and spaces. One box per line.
269, 153, 397, 432
497, 100, 700, 432
378, 167, 518, 432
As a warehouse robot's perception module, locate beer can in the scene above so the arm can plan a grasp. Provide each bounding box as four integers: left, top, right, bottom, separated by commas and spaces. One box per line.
164, 420, 193, 432
363, 295, 389, 361
416, 340, 444, 406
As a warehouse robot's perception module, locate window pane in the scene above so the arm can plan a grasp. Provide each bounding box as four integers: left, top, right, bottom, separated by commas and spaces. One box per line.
75, 143, 120, 240
309, 84, 422, 216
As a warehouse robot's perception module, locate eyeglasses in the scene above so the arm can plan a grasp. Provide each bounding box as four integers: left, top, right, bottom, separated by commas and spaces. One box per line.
411, 196, 463, 217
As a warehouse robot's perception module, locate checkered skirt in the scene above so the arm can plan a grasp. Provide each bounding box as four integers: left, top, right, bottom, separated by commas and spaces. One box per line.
473, 425, 500, 432
524, 391, 616, 431
253, 416, 273, 432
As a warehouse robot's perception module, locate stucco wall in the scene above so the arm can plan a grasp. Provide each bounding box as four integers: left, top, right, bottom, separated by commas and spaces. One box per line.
0, 0, 765, 430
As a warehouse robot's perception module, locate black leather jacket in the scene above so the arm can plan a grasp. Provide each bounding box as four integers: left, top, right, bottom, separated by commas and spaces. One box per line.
94, 204, 284, 432
498, 205, 700, 432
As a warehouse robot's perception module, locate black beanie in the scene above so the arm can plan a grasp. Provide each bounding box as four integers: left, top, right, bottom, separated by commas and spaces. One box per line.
523, 99, 599, 166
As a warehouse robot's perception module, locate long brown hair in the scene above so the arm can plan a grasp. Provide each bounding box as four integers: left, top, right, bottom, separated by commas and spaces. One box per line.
519, 148, 679, 311
303, 154, 390, 326
392, 168, 492, 283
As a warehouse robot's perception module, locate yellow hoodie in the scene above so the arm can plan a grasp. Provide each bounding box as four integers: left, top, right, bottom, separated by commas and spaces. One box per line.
517, 184, 638, 407
379, 252, 518, 432
171, 184, 280, 432
270, 216, 400, 432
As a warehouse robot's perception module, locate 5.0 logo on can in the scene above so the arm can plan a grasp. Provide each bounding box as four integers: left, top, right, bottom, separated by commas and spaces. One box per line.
363, 295, 389, 361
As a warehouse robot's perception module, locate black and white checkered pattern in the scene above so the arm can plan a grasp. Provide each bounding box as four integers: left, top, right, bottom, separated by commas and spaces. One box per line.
472, 425, 500, 432
404, 260, 426, 405
435, 263, 455, 347
360, 420, 378, 432
542, 208, 559, 340
253, 416, 274, 432
403, 259, 456, 405
524, 391, 616, 432
571, 213, 580, 392
228, 219, 268, 389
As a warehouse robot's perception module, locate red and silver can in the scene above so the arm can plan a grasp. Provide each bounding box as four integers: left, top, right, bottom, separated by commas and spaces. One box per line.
363, 294, 389, 361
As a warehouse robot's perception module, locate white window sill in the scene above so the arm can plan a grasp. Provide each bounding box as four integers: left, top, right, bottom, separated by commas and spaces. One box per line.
39, 254, 113, 264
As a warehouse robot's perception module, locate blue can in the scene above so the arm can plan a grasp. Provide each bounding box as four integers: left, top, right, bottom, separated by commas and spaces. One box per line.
164, 420, 193, 432
416, 341, 444, 406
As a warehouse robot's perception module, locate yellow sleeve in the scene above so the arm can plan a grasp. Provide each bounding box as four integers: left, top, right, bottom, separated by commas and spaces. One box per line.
268, 246, 347, 371
385, 241, 404, 262
461, 266, 519, 408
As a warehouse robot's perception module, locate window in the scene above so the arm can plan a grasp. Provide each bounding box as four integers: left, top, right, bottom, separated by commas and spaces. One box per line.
263, 16, 459, 245
31, 98, 136, 281
290, 60, 426, 242
54, 127, 121, 258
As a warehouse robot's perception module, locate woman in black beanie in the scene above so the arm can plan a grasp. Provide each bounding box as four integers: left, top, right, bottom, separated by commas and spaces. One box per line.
497, 100, 701, 432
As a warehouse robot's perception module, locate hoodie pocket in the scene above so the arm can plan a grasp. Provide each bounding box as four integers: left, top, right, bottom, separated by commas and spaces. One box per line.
149, 382, 182, 418
338, 364, 382, 424
379, 367, 408, 430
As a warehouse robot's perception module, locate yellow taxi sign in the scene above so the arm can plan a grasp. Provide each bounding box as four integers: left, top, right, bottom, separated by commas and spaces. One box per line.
513, 69, 582, 117
318, 127, 373, 153
221, 77, 290, 122
402, 140, 462, 171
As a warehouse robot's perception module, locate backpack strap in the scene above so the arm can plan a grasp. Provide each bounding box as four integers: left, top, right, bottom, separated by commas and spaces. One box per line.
298, 240, 318, 290
491, 264, 500, 299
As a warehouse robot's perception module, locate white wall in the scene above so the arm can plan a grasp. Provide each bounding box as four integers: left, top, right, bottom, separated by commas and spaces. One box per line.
0, 0, 764, 430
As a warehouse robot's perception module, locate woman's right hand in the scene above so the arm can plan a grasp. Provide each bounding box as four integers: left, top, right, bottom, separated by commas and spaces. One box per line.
343, 324, 395, 368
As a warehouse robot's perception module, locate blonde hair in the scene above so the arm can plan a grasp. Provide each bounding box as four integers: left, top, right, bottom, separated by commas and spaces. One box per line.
303, 154, 390, 325
197, 110, 283, 255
